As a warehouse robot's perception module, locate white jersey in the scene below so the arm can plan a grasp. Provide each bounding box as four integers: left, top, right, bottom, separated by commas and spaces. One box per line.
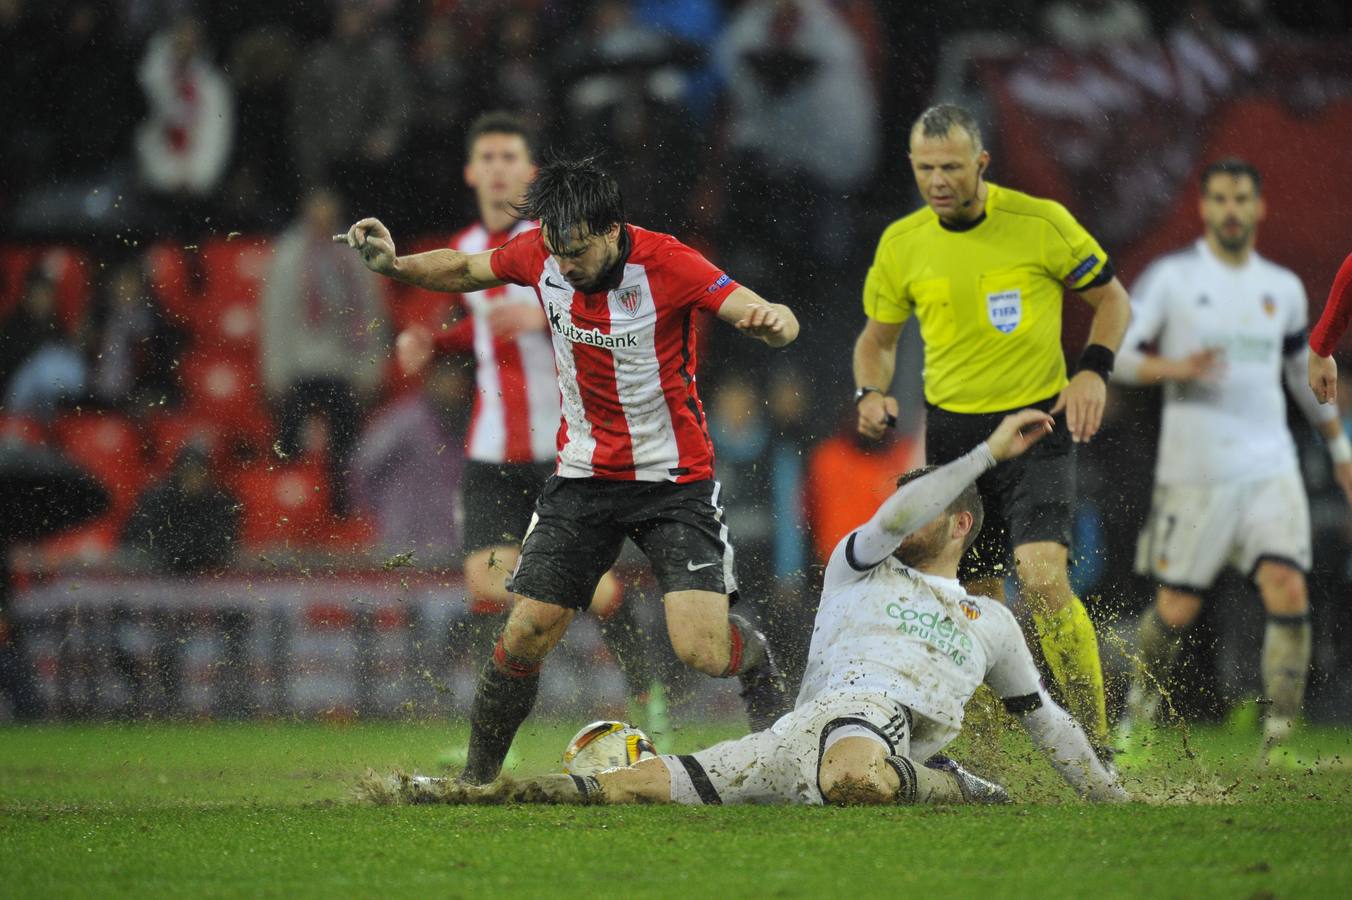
1119, 240, 1309, 485
798, 532, 1043, 749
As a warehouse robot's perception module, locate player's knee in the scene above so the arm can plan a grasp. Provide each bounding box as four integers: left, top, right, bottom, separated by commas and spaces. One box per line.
500, 601, 570, 658
1014, 553, 1071, 609
818, 760, 890, 806
818, 741, 892, 806
1156, 588, 1202, 629
1256, 563, 1307, 616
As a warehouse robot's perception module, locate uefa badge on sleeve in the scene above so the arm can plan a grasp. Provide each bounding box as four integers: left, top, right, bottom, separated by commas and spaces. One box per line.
987, 289, 1022, 334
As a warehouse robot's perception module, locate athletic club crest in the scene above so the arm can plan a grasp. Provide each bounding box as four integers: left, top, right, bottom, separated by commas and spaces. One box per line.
616, 285, 642, 317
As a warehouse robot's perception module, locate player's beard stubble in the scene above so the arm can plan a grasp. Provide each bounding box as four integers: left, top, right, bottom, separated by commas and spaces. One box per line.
893, 519, 951, 569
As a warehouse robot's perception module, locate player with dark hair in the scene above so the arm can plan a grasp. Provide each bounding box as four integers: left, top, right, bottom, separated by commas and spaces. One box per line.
338, 155, 799, 784
1308, 251, 1352, 404
393, 113, 664, 741
851, 103, 1131, 753
1113, 158, 1352, 765
384, 410, 1127, 807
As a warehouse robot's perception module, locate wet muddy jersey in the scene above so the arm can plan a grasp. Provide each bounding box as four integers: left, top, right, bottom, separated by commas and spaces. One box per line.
799, 532, 1043, 749
490, 225, 739, 482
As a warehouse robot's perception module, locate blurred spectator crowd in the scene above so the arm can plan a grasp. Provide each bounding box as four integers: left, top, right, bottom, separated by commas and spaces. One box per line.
3, 0, 1352, 720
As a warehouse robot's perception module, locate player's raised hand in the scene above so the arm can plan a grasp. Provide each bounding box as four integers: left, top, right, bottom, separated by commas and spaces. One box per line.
857, 392, 899, 440
395, 325, 434, 376
333, 217, 397, 275
1309, 350, 1338, 405
735, 302, 788, 342
1051, 370, 1106, 444
985, 409, 1055, 462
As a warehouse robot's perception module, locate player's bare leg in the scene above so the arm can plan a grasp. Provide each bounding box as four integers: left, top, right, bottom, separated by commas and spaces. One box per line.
663, 589, 789, 731
817, 737, 1008, 806
461, 596, 573, 784
1253, 560, 1311, 762
1015, 541, 1109, 748
1119, 586, 1200, 758
465, 545, 664, 741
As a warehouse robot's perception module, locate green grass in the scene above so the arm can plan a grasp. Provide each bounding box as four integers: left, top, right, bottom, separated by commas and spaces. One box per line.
3, 718, 1352, 898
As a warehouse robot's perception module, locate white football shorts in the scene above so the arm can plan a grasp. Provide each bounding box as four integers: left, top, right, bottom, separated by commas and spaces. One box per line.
1135, 469, 1311, 591
660, 692, 911, 806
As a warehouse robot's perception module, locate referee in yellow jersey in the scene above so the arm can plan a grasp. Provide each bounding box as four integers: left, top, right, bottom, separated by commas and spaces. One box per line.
852, 105, 1131, 750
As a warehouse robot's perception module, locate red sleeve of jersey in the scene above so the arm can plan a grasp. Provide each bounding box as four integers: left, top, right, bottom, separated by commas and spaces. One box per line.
1310, 252, 1352, 356
661, 238, 741, 312
433, 316, 474, 355
489, 229, 545, 287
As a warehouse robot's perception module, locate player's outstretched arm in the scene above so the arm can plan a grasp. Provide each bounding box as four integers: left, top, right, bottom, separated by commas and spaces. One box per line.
1015, 690, 1128, 802
849, 410, 1053, 565
333, 218, 504, 293
716, 286, 799, 348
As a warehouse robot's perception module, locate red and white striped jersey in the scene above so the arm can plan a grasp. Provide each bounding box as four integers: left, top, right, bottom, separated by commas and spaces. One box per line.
450, 219, 560, 465
490, 225, 739, 482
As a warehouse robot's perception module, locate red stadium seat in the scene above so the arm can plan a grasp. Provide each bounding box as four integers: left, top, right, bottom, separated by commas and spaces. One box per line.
0, 414, 48, 446
179, 354, 272, 449
200, 237, 270, 306
145, 412, 228, 474
234, 460, 331, 549
50, 413, 148, 519
0, 244, 92, 334
33, 517, 120, 569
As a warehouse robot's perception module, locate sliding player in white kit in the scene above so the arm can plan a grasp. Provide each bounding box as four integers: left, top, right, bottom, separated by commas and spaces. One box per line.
1112, 159, 1352, 765
389, 410, 1126, 806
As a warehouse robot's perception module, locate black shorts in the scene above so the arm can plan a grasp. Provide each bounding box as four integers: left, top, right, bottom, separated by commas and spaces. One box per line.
924, 397, 1076, 582
461, 461, 555, 555
508, 476, 738, 610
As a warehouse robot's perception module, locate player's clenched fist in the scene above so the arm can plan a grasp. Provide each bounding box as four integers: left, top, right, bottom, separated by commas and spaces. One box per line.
856, 392, 899, 441
1309, 350, 1338, 405
734, 303, 786, 341
333, 217, 397, 275
985, 409, 1054, 461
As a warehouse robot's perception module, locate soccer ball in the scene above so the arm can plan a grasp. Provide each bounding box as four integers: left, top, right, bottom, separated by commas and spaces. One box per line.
561, 721, 658, 776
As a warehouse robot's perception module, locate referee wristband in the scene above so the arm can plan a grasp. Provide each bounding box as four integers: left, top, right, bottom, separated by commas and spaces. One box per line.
1329, 433, 1352, 465
1077, 344, 1115, 380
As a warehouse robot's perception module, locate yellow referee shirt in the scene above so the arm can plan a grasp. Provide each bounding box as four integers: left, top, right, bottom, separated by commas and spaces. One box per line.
863, 182, 1110, 414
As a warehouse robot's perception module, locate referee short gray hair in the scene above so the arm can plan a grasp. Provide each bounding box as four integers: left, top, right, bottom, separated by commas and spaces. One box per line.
911, 105, 983, 153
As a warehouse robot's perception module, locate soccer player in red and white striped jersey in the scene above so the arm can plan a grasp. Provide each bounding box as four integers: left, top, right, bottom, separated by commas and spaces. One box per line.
393, 115, 659, 741
340, 155, 800, 784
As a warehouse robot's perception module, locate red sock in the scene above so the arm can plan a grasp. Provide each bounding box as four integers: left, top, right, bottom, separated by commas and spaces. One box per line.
722, 622, 745, 677
492, 637, 542, 678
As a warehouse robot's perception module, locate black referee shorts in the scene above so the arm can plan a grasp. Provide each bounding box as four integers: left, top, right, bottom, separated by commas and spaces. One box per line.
508, 476, 738, 610
461, 460, 555, 555
924, 397, 1076, 583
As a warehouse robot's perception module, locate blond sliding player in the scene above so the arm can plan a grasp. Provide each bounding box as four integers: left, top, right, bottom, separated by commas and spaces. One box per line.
1113, 159, 1352, 764
853, 104, 1131, 751
389, 410, 1126, 808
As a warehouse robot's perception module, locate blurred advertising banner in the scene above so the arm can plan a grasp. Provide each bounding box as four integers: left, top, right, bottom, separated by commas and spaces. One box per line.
975, 36, 1352, 346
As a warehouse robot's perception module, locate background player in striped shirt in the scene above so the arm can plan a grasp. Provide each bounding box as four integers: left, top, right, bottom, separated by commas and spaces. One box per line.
1112, 159, 1352, 764
393, 114, 663, 740
338, 156, 800, 784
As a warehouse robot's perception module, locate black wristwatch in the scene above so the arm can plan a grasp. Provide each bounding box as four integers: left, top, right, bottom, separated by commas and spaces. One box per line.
853, 386, 883, 406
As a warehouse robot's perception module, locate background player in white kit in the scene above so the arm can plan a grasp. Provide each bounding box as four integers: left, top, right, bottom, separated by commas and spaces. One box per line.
389, 409, 1126, 807
1112, 159, 1352, 764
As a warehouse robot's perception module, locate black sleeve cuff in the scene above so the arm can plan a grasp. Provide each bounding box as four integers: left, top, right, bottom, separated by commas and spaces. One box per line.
1084, 259, 1115, 289
1001, 692, 1043, 714
1282, 329, 1308, 356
